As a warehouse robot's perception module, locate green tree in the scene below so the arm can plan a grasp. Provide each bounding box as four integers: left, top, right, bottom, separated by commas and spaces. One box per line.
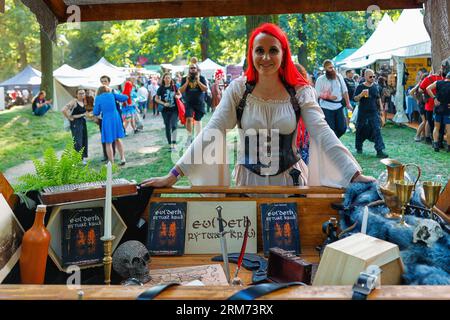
0, 0, 39, 80
59, 21, 112, 68
200, 17, 210, 60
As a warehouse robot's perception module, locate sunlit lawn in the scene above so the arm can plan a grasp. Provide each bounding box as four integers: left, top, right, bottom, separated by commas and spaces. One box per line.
0, 105, 97, 172
1, 107, 448, 185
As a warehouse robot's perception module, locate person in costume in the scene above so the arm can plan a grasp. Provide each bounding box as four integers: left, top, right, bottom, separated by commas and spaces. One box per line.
142, 23, 374, 188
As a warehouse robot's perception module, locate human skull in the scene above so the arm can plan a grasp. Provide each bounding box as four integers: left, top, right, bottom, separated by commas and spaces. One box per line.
112, 241, 151, 283
412, 219, 444, 247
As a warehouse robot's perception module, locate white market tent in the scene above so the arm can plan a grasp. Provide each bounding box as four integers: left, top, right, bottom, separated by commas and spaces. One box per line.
341, 9, 432, 124
0, 65, 42, 90
341, 9, 431, 69
340, 14, 396, 69
161, 64, 186, 77
53, 57, 128, 110
198, 58, 226, 80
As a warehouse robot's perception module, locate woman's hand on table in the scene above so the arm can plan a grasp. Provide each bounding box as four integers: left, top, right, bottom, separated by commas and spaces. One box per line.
141, 174, 177, 188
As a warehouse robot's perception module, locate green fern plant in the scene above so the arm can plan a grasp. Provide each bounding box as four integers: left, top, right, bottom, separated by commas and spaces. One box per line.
15, 140, 111, 193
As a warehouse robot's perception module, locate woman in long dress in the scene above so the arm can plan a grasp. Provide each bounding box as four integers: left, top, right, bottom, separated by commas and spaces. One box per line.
93, 86, 128, 165
62, 88, 89, 164
142, 23, 374, 188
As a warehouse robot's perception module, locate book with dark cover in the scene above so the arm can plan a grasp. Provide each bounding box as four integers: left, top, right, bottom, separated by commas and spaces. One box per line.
61, 207, 104, 267
260, 203, 301, 257
147, 202, 187, 255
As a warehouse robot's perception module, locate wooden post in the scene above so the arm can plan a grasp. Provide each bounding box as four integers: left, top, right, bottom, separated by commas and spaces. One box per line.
40, 26, 54, 100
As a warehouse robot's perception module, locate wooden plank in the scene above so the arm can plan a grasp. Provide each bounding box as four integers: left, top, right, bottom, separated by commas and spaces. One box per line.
154, 186, 345, 195
0, 172, 17, 209
58, 0, 423, 22
0, 284, 448, 300
42, 0, 67, 21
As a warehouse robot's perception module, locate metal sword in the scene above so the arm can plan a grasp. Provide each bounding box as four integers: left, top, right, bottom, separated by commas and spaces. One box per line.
216, 205, 230, 284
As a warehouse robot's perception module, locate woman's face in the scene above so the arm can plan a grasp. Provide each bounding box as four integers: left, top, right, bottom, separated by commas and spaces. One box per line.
39, 92, 46, 99
164, 75, 171, 85
252, 33, 283, 77
77, 90, 86, 99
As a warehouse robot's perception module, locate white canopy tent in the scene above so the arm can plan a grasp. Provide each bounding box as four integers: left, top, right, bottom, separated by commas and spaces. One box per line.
340, 14, 396, 69
198, 58, 226, 80
341, 10, 431, 69
0, 65, 42, 90
53, 58, 128, 110
161, 64, 186, 77
340, 9, 431, 123
80, 57, 129, 88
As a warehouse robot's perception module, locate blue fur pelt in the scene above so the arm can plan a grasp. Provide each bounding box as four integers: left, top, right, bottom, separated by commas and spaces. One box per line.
339, 182, 450, 285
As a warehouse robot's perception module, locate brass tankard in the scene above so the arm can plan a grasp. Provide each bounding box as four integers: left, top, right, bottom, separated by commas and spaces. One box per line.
378, 158, 421, 218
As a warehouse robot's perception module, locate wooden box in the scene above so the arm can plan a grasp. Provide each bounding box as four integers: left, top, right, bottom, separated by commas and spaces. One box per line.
47, 200, 127, 272
312, 233, 404, 286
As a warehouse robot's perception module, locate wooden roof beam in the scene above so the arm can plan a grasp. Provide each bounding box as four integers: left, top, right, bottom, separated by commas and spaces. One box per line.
62, 0, 423, 22
42, 0, 67, 22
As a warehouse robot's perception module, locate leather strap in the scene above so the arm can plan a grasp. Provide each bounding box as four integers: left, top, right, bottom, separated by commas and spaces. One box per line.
352, 291, 368, 300
236, 82, 301, 129
227, 282, 306, 300
136, 283, 180, 300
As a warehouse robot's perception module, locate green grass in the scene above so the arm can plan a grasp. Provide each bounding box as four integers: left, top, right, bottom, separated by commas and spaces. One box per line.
2, 106, 448, 185
340, 122, 450, 182
119, 116, 449, 185
0, 105, 98, 172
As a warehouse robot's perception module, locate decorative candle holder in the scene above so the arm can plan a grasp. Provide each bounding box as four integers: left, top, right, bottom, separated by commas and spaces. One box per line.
101, 235, 115, 285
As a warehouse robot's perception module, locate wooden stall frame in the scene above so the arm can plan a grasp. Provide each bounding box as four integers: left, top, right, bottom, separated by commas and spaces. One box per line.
145, 186, 344, 252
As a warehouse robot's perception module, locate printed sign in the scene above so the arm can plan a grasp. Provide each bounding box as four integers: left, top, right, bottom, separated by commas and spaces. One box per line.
185, 201, 257, 254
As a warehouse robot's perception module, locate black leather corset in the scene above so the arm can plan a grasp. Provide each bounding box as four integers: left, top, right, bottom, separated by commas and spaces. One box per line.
236, 82, 301, 177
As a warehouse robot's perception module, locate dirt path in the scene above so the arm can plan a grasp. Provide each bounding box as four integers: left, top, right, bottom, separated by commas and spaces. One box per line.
4, 112, 166, 185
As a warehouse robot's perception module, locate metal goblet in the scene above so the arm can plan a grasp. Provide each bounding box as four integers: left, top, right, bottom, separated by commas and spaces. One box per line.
394, 180, 415, 227
422, 181, 442, 218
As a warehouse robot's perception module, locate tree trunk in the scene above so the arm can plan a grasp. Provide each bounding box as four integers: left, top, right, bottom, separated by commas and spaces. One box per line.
297, 14, 308, 70
200, 17, 210, 61
40, 27, 53, 100
244, 15, 278, 69
17, 40, 28, 70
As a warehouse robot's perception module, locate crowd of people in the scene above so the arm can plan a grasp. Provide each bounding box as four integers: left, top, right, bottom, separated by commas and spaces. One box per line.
55, 60, 227, 166
13, 22, 448, 176
409, 64, 450, 152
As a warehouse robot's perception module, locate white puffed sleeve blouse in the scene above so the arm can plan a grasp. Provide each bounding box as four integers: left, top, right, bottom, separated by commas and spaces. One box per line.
176, 76, 361, 188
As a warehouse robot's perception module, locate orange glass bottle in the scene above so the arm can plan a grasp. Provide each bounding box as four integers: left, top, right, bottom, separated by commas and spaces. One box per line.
19, 204, 51, 284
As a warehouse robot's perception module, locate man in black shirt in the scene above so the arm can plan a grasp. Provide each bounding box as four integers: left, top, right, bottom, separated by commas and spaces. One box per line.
354, 69, 388, 158
179, 62, 208, 143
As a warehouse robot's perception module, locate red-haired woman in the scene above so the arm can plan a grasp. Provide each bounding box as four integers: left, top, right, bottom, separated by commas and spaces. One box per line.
142, 23, 374, 189
121, 79, 138, 134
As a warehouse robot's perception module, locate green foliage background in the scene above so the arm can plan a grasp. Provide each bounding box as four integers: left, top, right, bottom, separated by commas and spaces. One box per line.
0, 0, 402, 81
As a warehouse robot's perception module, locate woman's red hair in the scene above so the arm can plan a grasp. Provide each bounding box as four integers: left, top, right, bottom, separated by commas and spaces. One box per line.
245, 23, 309, 87
122, 80, 133, 105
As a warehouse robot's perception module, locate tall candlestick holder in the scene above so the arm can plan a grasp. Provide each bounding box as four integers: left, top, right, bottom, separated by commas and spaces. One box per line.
101, 235, 115, 285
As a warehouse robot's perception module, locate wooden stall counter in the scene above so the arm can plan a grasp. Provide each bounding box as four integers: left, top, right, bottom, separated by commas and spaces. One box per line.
0, 285, 449, 300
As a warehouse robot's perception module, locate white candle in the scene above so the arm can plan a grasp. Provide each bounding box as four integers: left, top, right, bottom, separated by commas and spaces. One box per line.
361, 206, 369, 234
104, 161, 112, 239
